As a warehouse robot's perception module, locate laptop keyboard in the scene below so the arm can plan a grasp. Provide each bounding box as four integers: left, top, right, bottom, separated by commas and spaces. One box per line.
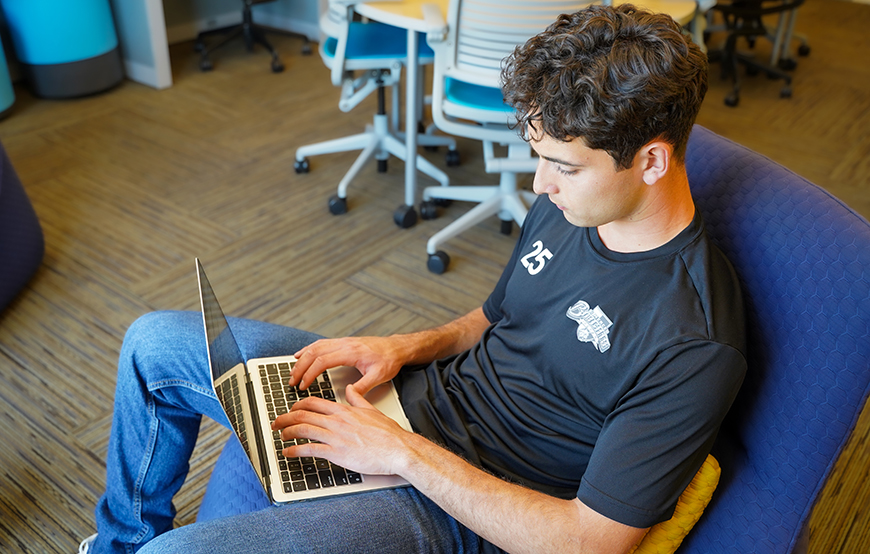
216, 374, 251, 459
260, 362, 363, 493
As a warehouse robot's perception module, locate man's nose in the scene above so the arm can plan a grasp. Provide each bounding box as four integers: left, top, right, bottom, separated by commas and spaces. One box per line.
532, 159, 553, 195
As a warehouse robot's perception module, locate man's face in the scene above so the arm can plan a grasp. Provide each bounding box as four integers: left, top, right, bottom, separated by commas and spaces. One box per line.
529, 132, 647, 229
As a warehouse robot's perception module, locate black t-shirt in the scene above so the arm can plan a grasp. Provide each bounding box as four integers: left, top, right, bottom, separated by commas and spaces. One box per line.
396, 196, 746, 530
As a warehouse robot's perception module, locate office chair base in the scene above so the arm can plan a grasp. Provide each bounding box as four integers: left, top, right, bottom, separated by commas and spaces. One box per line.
194, 1, 310, 73
296, 113, 450, 228
423, 187, 535, 273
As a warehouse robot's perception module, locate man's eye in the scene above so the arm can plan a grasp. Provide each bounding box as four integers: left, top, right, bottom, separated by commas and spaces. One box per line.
556, 165, 578, 176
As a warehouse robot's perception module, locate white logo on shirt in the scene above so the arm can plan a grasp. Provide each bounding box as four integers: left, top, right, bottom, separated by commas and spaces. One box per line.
520, 240, 553, 275
566, 300, 613, 353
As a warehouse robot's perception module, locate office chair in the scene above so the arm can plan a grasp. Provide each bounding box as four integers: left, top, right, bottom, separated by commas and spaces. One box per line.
419, 0, 600, 274
293, 0, 457, 228
706, 0, 807, 106
197, 127, 870, 554
195, 0, 311, 73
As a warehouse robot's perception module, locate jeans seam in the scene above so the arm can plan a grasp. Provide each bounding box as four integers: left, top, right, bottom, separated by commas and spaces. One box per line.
130, 393, 159, 546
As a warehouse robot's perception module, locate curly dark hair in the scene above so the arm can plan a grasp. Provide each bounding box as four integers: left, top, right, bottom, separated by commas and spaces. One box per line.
502, 4, 708, 169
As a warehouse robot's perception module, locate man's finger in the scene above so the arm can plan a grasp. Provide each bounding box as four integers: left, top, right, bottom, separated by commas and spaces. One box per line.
345, 384, 375, 409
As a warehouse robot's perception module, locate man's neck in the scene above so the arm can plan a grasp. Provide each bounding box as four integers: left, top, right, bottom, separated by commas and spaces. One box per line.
596, 169, 696, 254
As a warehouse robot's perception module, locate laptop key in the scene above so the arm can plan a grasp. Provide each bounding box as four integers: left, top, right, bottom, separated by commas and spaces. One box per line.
319, 470, 335, 488
305, 474, 321, 490
332, 466, 349, 486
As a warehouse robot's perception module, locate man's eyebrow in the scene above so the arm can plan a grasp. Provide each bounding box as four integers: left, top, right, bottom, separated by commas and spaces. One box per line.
539, 154, 583, 168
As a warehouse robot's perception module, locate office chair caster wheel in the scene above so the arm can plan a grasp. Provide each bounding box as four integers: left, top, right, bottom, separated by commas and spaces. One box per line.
433, 198, 452, 208
271, 59, 285, 73
199, 57, 214, 72
798, 44, 811, 57
446, 149, 460, 167
500, 220, 513, 235
378, 159, 388, 173
394, 204, 418, 228
294, 158, 310, 174
420, 200, 439, 220
328, 194, 348, 215
778, 58, 797, 71
724, 93, 739, 107
780, 86, 792, 99
427, 251, 450, 274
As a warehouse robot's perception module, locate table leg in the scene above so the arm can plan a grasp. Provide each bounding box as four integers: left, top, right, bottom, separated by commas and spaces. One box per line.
404, 28, 419, 211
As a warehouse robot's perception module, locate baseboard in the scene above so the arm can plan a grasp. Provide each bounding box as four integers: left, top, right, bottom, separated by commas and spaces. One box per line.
165, 11, 319, 46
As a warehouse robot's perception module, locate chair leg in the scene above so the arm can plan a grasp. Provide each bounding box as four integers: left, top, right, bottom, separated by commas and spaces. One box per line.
336, 137, 381, 200
296, 132, 378, 161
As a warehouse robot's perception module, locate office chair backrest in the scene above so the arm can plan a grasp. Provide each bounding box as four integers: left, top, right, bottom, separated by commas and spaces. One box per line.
679, 125, 870, 553
424, 0, 591, 143
444, 0, 590, 88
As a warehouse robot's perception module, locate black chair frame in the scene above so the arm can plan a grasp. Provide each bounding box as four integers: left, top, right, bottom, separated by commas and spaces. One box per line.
707, 0, 805, 107
194, 0, 312, 74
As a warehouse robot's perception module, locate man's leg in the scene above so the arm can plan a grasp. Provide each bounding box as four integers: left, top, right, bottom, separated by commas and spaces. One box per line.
92, 310, 323, 554
138, 487, 482, 554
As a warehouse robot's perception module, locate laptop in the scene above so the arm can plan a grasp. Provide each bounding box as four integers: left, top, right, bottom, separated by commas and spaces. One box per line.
196, 258, 412, 503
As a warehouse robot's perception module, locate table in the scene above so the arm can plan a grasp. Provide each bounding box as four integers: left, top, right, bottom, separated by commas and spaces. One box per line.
354, 0, 450, 226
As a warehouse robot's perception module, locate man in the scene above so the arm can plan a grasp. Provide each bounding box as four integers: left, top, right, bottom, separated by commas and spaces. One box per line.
81, 5, 746, 554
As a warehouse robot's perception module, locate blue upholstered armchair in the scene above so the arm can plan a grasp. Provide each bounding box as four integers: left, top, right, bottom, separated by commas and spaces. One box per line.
198, 126, 870, 554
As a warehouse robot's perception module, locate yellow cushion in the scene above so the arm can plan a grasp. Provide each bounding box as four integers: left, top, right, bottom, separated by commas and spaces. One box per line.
628, 454, 721, 554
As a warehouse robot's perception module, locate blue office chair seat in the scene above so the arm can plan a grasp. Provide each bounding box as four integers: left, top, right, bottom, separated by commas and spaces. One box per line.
323, 22, 435, 61
443, 78, 512, 112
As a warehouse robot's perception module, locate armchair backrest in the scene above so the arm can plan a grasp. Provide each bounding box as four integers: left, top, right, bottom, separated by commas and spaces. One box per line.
680, 126, 870, 553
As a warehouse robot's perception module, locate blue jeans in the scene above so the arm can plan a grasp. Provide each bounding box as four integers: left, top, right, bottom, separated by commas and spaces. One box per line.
92, 311, 482, 554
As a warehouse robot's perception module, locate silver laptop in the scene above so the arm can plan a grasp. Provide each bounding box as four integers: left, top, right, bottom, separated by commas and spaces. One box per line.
196, 258, 412, 503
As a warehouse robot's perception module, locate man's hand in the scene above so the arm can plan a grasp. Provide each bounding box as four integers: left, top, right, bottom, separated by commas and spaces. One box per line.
290, 307, 491, 395
271, 385, 413, 476
291, 336, 410, 396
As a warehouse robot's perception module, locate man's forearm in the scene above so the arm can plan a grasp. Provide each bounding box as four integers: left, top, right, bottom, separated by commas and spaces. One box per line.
389, 307, 490, 367
395, 433, 647, 554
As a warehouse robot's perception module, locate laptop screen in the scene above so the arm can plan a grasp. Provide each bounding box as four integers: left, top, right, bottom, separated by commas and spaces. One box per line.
196, 259, 246, 380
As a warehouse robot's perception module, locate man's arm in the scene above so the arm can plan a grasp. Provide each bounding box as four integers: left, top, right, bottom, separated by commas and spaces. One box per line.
273, 386, 649, 554
402, 429, 649, 554
290, 307, 491, 395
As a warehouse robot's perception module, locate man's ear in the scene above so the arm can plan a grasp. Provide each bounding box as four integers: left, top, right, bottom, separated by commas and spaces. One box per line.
639, 141, 671, 186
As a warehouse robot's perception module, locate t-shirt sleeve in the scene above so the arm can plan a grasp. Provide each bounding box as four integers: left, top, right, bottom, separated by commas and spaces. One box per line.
576, 340, 747, 528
